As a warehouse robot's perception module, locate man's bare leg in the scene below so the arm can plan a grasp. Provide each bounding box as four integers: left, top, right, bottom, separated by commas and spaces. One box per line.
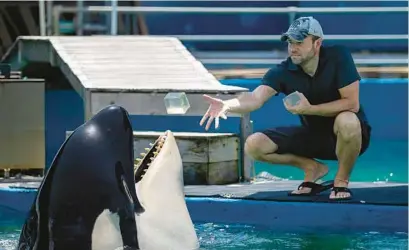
330, 111, 362, 199
245, 132, 328, 194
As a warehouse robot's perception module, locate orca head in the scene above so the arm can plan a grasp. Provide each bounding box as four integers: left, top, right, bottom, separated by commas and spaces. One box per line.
18, 105, 140, 250
17, 105, 199, 250
133, 130, 200, 250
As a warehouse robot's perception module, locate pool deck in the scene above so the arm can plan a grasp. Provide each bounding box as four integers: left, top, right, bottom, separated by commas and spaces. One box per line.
0, 177, 407, 233
185, 180, 408, 205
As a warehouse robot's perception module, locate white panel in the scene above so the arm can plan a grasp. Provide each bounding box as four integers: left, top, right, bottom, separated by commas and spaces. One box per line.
90, 92, 242, 117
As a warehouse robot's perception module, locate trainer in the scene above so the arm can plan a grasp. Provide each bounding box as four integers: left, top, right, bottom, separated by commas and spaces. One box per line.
199, 16, 371, 200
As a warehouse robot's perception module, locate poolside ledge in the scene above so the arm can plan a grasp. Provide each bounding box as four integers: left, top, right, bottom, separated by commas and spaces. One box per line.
0, 179, 406, 233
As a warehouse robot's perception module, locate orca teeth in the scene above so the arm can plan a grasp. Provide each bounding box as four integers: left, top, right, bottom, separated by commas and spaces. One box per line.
133, 132, 166, 178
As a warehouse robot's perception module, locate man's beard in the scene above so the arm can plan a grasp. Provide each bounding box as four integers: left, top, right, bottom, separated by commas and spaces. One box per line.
291, 47, 316, 65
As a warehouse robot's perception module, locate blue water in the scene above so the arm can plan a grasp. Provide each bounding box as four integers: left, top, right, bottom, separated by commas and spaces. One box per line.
1, 221, 407, 250
196, 223, 408, 250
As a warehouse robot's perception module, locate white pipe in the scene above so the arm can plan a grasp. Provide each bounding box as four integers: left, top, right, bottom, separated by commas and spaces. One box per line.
38, 0, 46, 36
110, 0, 118, 35
199, 58, 409, 65
76, 0, 84, 35
171, 34, 409, 41
57, 6, 409, 14
46, 0, 53, 35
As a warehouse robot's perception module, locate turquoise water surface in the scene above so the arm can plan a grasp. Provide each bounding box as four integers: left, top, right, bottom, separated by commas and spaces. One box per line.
1, 222, 407, 250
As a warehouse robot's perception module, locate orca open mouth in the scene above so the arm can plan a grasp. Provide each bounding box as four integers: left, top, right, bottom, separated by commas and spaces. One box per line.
133, 131, 167, 183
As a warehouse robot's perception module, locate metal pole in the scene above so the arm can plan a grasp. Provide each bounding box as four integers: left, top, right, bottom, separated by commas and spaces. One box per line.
76, 0, 84, 35
240, 113, 253, 182
110, 0, 118, 35
52, 6, 61, 35
39, 0, 46, 36
46, 0, 53, 35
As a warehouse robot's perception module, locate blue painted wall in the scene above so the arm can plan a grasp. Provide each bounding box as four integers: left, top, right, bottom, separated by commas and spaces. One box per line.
186, 197, 408, 233
45, 90, 84, 167
44, 78, 408, 168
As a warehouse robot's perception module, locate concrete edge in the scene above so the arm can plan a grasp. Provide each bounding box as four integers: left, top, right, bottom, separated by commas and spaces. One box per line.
0, 188, 407, 233
185, 197, 408, 233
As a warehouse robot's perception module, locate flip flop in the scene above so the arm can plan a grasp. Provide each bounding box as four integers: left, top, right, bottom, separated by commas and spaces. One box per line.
329, 186, 353, 200
288, 180, 334, 196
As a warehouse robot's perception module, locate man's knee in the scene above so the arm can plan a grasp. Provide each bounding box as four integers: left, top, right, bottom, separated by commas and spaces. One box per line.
244, 132, 277, 160
334, 111, 361, 141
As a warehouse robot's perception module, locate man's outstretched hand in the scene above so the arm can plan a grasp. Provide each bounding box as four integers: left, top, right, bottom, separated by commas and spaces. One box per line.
199, 94, 229, 131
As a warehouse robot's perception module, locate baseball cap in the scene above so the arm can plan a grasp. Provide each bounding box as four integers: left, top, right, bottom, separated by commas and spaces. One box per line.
281, 16, 324, 42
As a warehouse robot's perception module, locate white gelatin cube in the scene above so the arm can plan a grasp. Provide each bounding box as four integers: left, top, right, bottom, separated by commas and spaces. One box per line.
164, 92, 190, 114
283, 91, 301, 107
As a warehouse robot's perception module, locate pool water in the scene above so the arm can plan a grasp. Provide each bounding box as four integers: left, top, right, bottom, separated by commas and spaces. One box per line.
256, 139, 408, 183
196, 223, 408, 250
1, 222, 407, 250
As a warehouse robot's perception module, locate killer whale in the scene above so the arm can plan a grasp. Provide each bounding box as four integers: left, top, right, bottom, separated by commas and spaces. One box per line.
17, 104, 199, 249
18, 105, 140, 249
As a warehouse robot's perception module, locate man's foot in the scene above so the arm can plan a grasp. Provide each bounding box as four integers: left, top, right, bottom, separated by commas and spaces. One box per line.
290, 161, 329, 195
330, 179, 352, 200
288, 180, 334, 196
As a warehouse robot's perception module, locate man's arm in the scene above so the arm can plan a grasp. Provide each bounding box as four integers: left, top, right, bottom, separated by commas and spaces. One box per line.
306, 80, 360, 117
224, 85, 277, 114
224, 66, 282, 114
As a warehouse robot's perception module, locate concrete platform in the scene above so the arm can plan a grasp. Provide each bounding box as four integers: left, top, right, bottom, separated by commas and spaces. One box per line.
186, 180, 408, 233
0, 177, 407, 233
185, 180, 408, 206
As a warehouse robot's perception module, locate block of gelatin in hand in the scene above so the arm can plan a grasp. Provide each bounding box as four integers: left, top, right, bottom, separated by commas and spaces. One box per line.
164, 92, 190, 114
283, 92, 301, 107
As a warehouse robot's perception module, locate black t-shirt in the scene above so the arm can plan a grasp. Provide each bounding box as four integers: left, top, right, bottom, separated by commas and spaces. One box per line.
261, 45, 369, 130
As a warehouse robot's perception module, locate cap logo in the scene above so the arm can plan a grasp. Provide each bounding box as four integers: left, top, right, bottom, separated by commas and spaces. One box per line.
288, 17, 310, 32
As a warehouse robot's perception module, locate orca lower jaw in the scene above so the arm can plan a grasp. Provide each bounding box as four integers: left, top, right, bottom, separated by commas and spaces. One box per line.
133, 131, 167, 183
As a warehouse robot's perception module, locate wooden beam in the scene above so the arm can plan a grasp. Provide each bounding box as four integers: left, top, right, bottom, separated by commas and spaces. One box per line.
0, 12, 12, 48
20, 4, 39, 35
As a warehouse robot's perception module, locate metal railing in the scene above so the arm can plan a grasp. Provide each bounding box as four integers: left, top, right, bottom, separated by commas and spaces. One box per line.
44, 4, 409, 65
53, 5, 409, 14
167, 34, 408, 42
50, 5, 409, 38
198, 58, 409, 65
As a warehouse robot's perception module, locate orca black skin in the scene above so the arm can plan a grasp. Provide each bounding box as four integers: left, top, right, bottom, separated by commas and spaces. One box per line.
18, 105, 141, 250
